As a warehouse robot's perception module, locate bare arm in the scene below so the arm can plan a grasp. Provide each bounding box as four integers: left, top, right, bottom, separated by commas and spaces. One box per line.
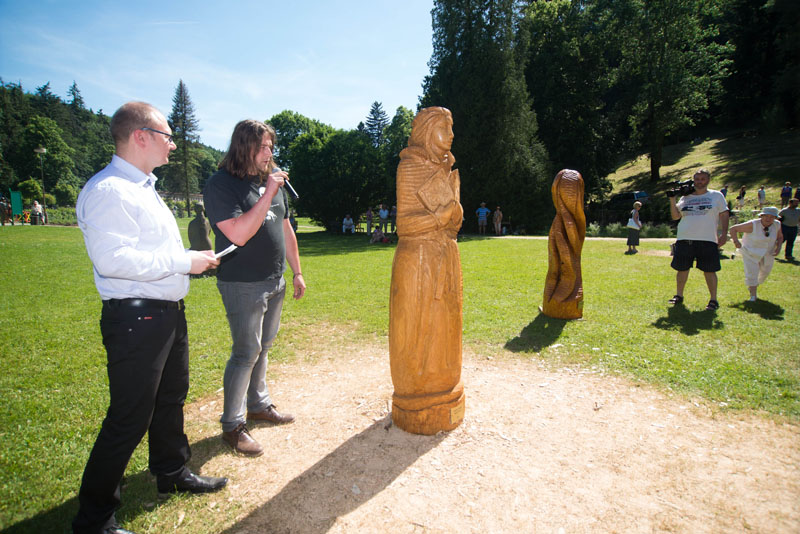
717, 210, 729, 246
216, 170, 288, 246
669, 196, 681, 221
729, 220, 752, 248
283, 218, 305, 300
773, 226, 783, 255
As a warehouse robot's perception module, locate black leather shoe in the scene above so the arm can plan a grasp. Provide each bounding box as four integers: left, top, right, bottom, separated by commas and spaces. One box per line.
157, 471, 228, 498
104, 527, 137, 534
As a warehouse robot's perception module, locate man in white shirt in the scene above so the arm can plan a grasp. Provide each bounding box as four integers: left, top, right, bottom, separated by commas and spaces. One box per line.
73, 102, 226, 534
668, 168, 730, 311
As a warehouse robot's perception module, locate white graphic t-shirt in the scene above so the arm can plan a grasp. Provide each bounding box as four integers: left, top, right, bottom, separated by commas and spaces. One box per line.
676, 190, 728, 243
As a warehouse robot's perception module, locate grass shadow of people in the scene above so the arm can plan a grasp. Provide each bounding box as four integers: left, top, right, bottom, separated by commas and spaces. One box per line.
220, 417, 444, 534
729, 300, 785, 321
3, 434, 227, 533
651, 305, 724, 335
504, 312, 567, 353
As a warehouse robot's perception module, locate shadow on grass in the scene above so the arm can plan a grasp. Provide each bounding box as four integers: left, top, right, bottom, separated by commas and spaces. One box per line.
709, 132, 800, 184
3, 434, 229, 534
221, 417, 444, 534
650, 305, 724, 335
504, 312, 567, 353
729, 300, 785, 321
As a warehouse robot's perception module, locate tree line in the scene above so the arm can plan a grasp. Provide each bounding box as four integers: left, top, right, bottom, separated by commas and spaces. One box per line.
0, 79, 222, 211
2, 0, 797, 232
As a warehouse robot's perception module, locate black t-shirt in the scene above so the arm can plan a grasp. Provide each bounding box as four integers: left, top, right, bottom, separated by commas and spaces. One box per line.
203, 168, 288, 282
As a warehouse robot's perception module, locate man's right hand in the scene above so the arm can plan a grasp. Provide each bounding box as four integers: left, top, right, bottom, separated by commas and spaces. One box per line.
188, 250, 220, 274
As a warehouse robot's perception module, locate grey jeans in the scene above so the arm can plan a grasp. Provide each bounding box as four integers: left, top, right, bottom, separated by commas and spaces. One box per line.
217, 277, 285, 432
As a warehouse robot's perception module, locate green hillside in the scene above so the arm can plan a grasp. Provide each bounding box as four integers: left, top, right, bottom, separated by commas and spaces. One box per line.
607, 129, 800, 212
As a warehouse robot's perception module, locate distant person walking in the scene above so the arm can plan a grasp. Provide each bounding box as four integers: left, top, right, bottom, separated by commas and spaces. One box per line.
626, 201, 643, 254
736, 186, 746, 210
780, 182, 792, 208
779, 198, 799, 260
730, 207, 782, 302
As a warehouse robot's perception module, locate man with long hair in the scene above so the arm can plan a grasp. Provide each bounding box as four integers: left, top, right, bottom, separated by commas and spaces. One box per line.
203, 120, 305, 457
74, 102, 226, 534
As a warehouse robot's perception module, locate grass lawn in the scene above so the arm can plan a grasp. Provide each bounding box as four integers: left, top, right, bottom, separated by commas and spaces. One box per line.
2, 214, 799, 531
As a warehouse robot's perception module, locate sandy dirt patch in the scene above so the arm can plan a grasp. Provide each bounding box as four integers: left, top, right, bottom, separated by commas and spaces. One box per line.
184, 341, 799, 534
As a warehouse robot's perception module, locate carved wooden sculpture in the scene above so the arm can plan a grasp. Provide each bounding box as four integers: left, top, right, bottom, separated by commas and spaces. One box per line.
389, 107, 465, 435
542, 169, 585, 320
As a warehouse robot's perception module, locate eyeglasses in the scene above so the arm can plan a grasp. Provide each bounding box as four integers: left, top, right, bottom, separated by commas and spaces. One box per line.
141, 127, 175, 143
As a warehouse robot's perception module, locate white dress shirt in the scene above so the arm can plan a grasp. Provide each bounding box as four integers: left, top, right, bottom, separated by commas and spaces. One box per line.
76, 155, 192, 301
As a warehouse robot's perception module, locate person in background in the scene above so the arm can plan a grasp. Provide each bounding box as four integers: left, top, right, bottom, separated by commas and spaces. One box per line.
736, 186, 746, 210
31, 200, 43, 225
730, 207, 782, 302
626, 201, 643, 254
365, 206, 373, 235
780, 182, 792, 208
778, 198, 799, 261
719, 184, 728, 199
203, 119, 305, 458
73, 101, 225, 534
378, 204, 389, 233
476, 202, 490, 235
390, 205, 397, 233
370, 225, 388, 244
757, 186, 766, 209
492, 206, 503, 236
342, 214, 355, 234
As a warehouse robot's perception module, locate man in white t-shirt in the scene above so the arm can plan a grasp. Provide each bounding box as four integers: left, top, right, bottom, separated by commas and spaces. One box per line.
668, 168, 730, 310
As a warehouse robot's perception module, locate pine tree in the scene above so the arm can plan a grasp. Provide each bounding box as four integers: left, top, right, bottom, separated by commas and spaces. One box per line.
168, 80, 200, 213
67, 81, 84, 111
422, 0, 551, 232
364, 101, 389, 147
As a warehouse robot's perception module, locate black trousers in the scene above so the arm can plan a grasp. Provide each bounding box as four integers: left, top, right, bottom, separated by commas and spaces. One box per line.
73, 301, 191, 534
782, 224, 797, 258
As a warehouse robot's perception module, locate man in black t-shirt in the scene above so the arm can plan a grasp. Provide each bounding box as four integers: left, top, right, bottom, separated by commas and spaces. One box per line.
204, 120, 305, 457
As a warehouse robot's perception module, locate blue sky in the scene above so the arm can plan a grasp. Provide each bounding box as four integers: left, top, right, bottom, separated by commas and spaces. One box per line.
0, 0, 435, 150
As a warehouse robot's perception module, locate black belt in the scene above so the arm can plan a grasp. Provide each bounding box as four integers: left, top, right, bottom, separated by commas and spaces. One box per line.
103, 298, 185, 311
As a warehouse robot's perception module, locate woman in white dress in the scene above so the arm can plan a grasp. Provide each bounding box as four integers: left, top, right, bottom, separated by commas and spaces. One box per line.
729, 206, 782, 301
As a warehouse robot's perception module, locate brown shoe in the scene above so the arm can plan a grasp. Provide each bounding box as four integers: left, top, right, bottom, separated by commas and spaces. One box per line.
222, 423, 263, 457
247, 405, 295, 425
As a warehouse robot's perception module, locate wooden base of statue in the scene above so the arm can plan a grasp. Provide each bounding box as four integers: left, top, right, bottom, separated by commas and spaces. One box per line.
392, 382, 465, 435
542, 169, 586, 320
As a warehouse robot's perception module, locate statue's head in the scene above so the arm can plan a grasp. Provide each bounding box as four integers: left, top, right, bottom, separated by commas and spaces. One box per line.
409, 107, 453, 161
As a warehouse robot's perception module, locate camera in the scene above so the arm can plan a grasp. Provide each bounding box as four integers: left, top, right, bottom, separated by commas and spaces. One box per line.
666, 179, 696, 198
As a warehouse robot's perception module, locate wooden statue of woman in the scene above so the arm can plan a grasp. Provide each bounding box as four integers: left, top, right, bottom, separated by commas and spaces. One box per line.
389, 107, 465, 435
542, 169, 585, 320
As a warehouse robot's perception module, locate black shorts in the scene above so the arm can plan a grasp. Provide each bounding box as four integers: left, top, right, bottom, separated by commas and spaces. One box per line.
671, 240, 721, 272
